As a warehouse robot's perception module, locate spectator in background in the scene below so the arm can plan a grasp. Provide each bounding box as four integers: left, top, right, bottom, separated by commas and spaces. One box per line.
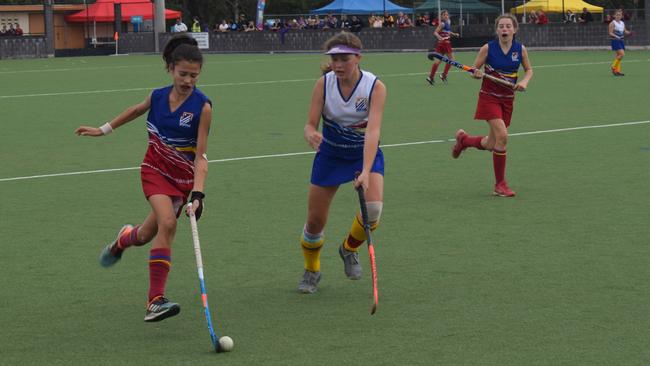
340, 15, 351, 30
372, 15, 384, 28
603, 13, 612, 24
191, 17, 201, 32
383, 12, 395, 27
14, 23, 23, 36
217, 20, 230, 32
397, 12, 413, 28
536, 10, 548, 25
368, 14, 376, 27
173, 18, 188, 33
350, 16, 363, 32
620, 8, 631, 21
245, 21, 256, 32
298, 17, 307, 29
7, 23, 16, 36
564, 10, 577, 23
578, 8, 593, 23
0, 25, 6, 36
527, 11, 538, 24
430, 14, 439, 26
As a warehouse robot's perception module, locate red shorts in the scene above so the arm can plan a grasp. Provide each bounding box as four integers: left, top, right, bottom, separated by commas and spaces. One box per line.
474, 92, 514, 127
141, 165, 191, 200
435, 40, 452, 55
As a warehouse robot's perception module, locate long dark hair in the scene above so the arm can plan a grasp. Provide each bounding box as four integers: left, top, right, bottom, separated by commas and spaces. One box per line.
162, 34, 203, 71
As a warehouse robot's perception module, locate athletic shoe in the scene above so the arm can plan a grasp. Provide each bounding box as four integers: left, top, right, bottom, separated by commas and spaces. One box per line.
99, 224, 133, 267
439, 73, 448, 83
611, 67, 617, 76
144, 296, 180, 322
339, 244, 362, 280
426, 76, 435, 86
615, 71, 625, 76
493, 181, 516, 197
297, 270, 321, 294
451, 129, 468, 159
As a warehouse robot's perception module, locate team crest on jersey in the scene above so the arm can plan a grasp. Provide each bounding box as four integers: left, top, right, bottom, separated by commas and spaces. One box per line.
179, 112, 194, 127
355, 97, 368, 112
511, 52, 520, 62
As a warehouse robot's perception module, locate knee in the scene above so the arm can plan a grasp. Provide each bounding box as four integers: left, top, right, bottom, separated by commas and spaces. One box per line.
305, 217, 326, 234
157, 216, 177, 236
366, 201, 383, 225
495, 133, 508, 147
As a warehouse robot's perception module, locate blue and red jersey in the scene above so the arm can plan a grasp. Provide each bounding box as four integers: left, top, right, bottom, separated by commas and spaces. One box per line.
481, 40, 523, 98
142, 85, 211, 188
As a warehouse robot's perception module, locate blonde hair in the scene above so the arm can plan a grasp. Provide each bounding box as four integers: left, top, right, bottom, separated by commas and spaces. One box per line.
494, 13, 519, 31
320, 31, 363, 73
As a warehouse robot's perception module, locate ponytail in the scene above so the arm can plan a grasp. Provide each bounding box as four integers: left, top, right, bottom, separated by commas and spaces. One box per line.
162, 34, 203, 70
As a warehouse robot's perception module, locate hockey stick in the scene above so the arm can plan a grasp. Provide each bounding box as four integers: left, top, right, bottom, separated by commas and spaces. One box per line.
356, 186, 379, 315
188, 202, 222, 353
427, 51, 520, 90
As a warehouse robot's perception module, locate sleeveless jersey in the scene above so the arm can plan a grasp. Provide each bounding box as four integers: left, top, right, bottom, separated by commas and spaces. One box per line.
321, 70, 378, 159
439, 20, 451, 39
142, 85, 211, 186
481, 39, 523, 98
612, 20, 625, 39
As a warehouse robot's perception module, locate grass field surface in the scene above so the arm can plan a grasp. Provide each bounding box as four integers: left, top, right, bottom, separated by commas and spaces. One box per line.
1, 50, 649, 365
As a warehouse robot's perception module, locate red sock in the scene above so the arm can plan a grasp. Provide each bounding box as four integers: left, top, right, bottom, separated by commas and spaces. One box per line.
429, 63, 439, 78
148, 248, 171, 302
117, 225, 145, 250
493, 149, 507, 184
443, 63, 451, 75
464, 135, 485, 150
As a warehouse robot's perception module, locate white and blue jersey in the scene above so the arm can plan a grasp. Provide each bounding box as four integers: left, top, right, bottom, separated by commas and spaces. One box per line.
611, 20, 626, 50
311, 70, 384, 186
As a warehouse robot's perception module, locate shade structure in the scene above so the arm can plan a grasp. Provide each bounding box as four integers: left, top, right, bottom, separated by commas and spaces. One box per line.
510, 0, 603, 13
65, 0, 181, 23
311, 0, 413, 15
416, 0, 499, 14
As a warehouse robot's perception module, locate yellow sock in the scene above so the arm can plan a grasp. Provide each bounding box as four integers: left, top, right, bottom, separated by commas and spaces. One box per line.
611, 59, 618, 69
343, 214, 378, 252
301, 231, 324, 272
616, 59, 622, 72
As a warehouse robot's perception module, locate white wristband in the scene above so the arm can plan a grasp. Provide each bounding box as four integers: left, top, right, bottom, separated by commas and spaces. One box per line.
100, 123, 113, 135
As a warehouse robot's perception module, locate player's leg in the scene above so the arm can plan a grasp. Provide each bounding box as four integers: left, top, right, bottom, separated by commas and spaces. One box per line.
298, 184, 338, 294
144, 194, 181, 321
99, 210, 158, 268
340, 173, 383, 280
486, 118, 514, 197
427, 59, 441, 85
616, 49, 625, 75
440, 50, 453, 82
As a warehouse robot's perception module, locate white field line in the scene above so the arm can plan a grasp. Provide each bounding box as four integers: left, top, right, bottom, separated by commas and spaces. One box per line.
1, 120, 648, 183
2, 59, 648, 99
0, 57, 320, 75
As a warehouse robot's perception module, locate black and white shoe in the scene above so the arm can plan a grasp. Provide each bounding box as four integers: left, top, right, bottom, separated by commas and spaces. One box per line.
144, 296, 180, 322
426, 76, 435, 86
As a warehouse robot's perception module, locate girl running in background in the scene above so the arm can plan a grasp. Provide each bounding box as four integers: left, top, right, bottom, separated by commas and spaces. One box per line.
609, 9, 631, 76
75, 34, 212, 322
298, 32, 387, 294
451, 14, 532, 197
427, 10, 459, 85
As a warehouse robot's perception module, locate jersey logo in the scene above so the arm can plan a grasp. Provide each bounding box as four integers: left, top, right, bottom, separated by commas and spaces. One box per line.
355, 97, 368, 112
179, 112, 194, 127
511, 52, 519, 62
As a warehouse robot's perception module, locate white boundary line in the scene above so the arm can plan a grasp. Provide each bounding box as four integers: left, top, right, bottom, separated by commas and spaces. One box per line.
1, 120, 648, 183
2, 59, 648, 99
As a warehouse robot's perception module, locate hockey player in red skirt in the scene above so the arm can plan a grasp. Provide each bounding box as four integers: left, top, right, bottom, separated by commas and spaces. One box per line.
451, 14, 533, 197
75, 34, 213, 321
426, 10, 459, 85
